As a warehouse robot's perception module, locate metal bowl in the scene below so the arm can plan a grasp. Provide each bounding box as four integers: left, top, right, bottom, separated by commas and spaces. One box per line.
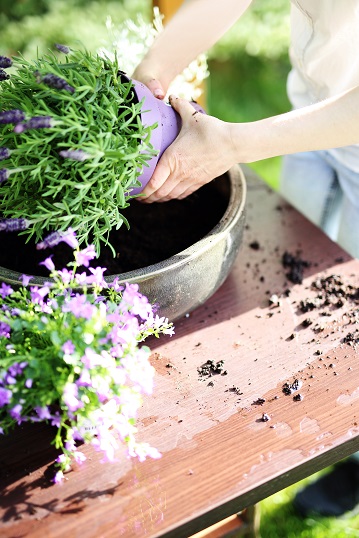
109, 164, 246, 321
0, 165, 246, 321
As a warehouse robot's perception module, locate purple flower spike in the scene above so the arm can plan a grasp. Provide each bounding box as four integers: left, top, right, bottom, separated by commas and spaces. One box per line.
14, 115, 52, 133
0, 69, 10, 81
0, 218, 28, 232
0, 147, 10, 161
42, 74, 75, 93
59, 149, 90, 162
36, 228, 78, 250
55, 44, 70, 54
0, 168, 9, 184
0, 109, 25, 124
0, 56, 12, 68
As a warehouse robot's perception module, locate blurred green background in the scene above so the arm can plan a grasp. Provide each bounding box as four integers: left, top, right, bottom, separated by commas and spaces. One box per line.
1, 1, 358, 536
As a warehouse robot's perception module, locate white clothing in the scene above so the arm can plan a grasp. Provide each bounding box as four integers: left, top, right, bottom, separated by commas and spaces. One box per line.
288, 1, 359, 173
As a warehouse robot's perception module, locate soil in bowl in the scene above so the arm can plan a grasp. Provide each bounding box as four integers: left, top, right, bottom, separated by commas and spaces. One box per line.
0, 176, 229, 276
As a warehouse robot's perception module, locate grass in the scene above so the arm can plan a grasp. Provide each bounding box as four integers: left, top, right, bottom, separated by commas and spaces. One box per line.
259, 469, 359, 537
207, 54, 291, 190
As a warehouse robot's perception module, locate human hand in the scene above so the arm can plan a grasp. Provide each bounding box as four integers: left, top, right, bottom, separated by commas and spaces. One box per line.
139, 95, 238, 203
132, 60, 167, 100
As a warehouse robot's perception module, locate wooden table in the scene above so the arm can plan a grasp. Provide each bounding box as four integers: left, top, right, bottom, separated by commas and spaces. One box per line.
1, 167, 359, 538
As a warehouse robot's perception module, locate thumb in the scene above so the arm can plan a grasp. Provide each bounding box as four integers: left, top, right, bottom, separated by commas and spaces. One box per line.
168, 94, 199, 120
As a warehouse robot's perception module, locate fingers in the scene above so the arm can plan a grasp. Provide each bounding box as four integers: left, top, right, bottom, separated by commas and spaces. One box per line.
140, 157, 172, 202
146, 78, 165, 100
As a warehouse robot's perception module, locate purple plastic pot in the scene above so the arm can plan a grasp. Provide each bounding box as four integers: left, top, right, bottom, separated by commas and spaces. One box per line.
129, 78, 205, 195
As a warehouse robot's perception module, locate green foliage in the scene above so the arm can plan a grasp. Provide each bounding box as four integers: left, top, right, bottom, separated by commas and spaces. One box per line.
0, 47, 158, 253
210, 0, 290, 62
0, 0, 148, 58
260, 471, 359, 537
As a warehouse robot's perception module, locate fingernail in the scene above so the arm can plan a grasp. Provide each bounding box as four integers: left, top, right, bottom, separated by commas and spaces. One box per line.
154, 89, 164, 99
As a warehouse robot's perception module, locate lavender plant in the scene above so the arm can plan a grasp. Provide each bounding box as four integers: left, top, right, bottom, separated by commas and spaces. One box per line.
0, 47, 158, 254
0, 228, 174, 483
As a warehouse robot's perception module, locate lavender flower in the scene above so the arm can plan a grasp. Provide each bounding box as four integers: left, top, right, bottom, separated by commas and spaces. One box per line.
0, 109, 25, 124
0, 168, 9, 184
36, 228, 78, 250
14, 116, 53, 133
0, 56, 12, 68
59, 149, 91, 162
0, 69, 10, 81
0, 147, 10, 161
42, 73, 75, 93
0, 218, 28, 232
55, 44, 70, 54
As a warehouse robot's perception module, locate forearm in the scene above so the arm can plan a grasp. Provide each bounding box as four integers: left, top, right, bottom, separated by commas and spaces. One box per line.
140, 0, 252, 87
232, 86, 359, 163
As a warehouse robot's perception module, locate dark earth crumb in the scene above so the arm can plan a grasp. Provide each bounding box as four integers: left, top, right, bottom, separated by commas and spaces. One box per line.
197, 359, 226, 379
252, 398, 266, 406
293, 393, 303, 402
261, 413, 271, 422
282, 251, 311, 284
249, 240, 260, 250
282, 378, 303, 395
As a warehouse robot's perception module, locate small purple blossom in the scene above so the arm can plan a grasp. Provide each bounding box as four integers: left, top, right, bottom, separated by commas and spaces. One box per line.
20, 274, 33, 286
55, 44, 70, 54
42, 73, 75, 93
0, 109, 25, 124
0, 56, 12, 68
59, 149, 91, 161
9, 403, 22, 421
0, 282, 13, 298
14, 115, 53, 133
74, 245, 96, 267
53, 470, 64, 484
0, 321, 11, 338
35, 406, 52, 420
62, 340, 75, 355
36, 228, 78, 250
0, 168, 9, 184
87, 266, 107, 285
0, 69, 10, 81
0, 387, 12, 406
63, 294, 95, 319
25, 378, 33, 388
0, 147, 10, 161
30, 285, 50, 304
39, 255, 55, 272
62, 382, 83, 412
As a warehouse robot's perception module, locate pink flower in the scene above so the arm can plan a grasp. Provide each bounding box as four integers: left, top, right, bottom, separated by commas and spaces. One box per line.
39, 255, 55, 272
0, 282, 13, 298
74, 245, 96, 267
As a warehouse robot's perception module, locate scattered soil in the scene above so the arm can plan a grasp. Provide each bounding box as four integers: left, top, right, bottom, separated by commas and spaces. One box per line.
282, 250, 311, 284
0, 178, 229, 277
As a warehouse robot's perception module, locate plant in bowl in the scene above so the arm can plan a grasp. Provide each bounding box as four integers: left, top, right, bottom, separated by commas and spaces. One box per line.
0, 22, 246, 322
0, 229, 174, 483
0, 46, 160, 254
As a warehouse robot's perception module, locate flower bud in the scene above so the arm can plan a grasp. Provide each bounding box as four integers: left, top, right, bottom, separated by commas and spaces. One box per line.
0, 69, 10, 81
0, 56, 12, 68
0, 109, 25, 124
42, 73, 75, 93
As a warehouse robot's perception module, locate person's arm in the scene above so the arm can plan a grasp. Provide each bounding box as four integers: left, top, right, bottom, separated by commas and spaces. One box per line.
132, 0, 253, 98
140, 86, 359, 202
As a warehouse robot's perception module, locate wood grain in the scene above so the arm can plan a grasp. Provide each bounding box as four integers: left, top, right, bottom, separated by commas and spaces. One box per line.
1, 166, 358, 538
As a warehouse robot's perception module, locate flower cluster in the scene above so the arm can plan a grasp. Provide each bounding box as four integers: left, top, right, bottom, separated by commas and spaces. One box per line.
0, 229, 174, 483
0, 47, 158, 254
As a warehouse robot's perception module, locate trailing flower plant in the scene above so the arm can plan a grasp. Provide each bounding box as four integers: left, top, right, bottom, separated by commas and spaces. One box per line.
0, 228, 174, 483
0, 47, 158, 254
